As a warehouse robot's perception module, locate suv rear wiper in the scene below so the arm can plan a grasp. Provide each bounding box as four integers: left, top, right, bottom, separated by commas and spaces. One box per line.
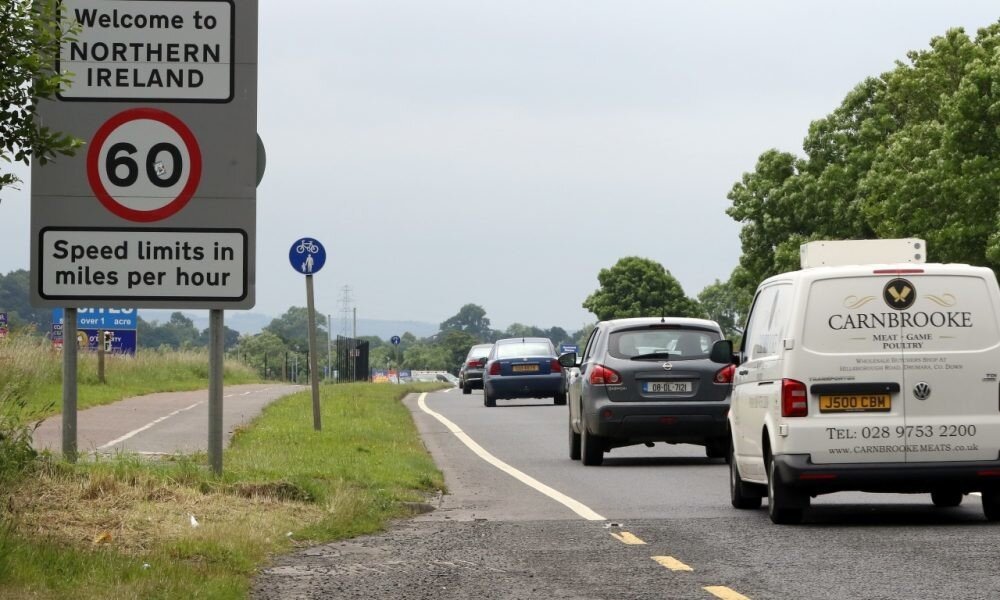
630, 352, 671, 360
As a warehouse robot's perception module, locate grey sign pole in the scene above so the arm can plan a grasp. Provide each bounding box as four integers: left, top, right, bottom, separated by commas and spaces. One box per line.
62, 308, 78, 462
208, 309, 224, 474
306, 275, 322, 430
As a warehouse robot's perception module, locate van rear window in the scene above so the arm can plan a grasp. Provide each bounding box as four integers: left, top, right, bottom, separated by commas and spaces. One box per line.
802, 275, 1000, 354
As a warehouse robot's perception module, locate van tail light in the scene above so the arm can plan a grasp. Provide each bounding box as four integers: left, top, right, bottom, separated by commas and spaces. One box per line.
781, 378, 808, 417
873, 269, 924, 274
714, 364, 735, 384
489, 361, 501, 375
551, 359, 562, 373
589, 364, 622, 385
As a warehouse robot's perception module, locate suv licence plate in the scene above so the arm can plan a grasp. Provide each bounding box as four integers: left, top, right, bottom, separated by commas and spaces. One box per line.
643, 382, 692, 393
819, 394, 891, 412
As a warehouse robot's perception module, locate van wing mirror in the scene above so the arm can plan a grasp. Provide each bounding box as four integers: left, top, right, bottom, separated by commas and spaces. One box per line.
710, 340, 734, 364
558, 352, 578, 368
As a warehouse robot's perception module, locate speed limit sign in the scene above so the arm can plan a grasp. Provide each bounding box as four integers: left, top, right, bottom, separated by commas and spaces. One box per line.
86, 108, 202, 223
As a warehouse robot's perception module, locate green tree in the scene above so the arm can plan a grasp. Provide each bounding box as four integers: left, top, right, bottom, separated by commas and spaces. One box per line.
439, 304, 491, 340
402, 343, 451, 371
582, 257, 704, 321
233, 331, 292, 378
438, 329, 479, 371
727, 24, 1000, 300
0, 269, 48, 331
697, 274, 751, 340
138, 312, 200, 349
2, 0, 83, 196
264, 307, 328, 354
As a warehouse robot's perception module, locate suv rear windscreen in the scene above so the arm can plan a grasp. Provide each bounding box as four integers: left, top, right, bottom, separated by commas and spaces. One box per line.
608, 327, 719, 360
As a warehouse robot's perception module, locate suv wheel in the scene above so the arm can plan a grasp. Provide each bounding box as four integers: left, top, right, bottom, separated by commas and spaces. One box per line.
931, 490, 963, 507
729, 444, 762, 509
706, 438, 728, 460
568, 413, 581, 460
581, 426, 604, 466
982, 489, 1000, 521
767, 457, 806, 525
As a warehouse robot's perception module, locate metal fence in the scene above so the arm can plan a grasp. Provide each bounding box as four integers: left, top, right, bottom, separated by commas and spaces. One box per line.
335, 336, 369, 383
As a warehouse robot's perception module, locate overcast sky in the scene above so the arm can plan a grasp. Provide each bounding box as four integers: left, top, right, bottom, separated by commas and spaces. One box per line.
4, 1, 999, 334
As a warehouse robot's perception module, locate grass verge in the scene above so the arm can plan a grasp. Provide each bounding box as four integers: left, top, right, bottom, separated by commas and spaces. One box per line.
0, 382, 446, 599
0, 335, 260, 417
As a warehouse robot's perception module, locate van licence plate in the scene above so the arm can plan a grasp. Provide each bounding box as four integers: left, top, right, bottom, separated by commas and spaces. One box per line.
644, 382, 692, 393
512, 364, 539, 373
819, 394, 891, 412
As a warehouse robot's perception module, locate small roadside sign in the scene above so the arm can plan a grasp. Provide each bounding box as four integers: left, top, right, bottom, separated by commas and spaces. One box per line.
289, 238, 326, 275
391, 335, 401, 345
53, 307, 138, 330
0, 312, 8, 339
560, 344, 579, 354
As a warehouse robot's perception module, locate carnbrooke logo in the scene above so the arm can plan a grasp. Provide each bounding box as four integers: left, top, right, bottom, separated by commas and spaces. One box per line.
883, 278, 916, 310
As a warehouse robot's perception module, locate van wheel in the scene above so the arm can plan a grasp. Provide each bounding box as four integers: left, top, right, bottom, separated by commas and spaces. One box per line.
730, 444, 762, 509
581, 427, 604, 466
982, 489, 1000, 521
931, 490, 963, 507
767, 458, 806, 524
568, 413, 581, 460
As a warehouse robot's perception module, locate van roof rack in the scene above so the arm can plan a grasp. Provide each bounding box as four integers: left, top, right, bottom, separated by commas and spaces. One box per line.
800, 239, 926, 269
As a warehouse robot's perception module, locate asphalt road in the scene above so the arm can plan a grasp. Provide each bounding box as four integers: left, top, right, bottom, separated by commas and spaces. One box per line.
255, 388, 1000, 599
33, 383, 304, 456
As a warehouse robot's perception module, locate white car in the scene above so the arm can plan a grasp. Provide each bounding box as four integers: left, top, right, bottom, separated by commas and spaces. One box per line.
725, 239, 1000, 524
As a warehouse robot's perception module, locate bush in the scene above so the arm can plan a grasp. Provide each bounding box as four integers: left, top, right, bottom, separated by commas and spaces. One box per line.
0, 378, 47, 484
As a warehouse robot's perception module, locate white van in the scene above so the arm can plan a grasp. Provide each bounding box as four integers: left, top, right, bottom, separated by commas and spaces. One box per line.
718, 239, 1000, 524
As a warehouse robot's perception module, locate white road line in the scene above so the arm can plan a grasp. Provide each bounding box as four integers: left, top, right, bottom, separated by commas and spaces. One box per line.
224, 394, 235, 398
416, 392, 605, 521
241, 391, 252, 396
97, 401, 203, 450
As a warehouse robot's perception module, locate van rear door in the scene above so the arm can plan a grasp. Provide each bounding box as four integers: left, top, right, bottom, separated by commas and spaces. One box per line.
896, 269, 1000, 463
800, 274, 905, 465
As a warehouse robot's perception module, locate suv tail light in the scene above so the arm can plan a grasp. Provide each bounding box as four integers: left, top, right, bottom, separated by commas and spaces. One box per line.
589, 364, 622, 385
782, 378, 808, 417
713, 364, 735, 384
489, 361, 501, 375
551, 359, 562, 373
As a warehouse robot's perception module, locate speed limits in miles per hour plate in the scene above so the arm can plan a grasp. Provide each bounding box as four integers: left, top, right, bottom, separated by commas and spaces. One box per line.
87, 107, 202, 222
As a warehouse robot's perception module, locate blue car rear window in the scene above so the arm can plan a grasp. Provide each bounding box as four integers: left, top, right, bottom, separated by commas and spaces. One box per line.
496, 342, 553, 359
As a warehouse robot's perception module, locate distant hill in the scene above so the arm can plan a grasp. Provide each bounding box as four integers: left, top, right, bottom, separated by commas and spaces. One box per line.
139, 309, 439, 340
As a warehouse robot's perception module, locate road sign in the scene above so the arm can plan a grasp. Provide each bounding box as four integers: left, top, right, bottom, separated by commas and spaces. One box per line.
53, 308, 138, 330
0, 312, 7, 339
391, 335, 401, 345
77, 329, 137, 355
30, 0, 257, 310
87, 108, 202, 222
560, 344, 579, 354
289, 238, 326, 275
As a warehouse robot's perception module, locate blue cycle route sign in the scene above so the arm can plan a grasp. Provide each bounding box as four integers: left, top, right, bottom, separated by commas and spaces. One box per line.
391, 335, 401, 345
289, 238, 326, 275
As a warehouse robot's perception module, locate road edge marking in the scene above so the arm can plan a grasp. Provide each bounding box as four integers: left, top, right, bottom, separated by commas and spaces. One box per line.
704, 585, 751, 600
97, 401, 203, 450
652, 555, 692, 571
416, 392, 606, 521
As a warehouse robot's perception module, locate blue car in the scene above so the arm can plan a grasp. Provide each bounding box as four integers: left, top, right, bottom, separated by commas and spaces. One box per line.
482, 337, 566, 407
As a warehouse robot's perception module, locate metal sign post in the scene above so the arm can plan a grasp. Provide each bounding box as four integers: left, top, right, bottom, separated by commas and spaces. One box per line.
208, 309, 224, 474
62, 308, 78, 462
289, 238, 327, 430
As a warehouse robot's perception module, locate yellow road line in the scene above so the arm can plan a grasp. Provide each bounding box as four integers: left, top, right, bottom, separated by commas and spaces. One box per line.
652, 556, 693, 571
704, 585, 751, 600
609, 531, 646, 545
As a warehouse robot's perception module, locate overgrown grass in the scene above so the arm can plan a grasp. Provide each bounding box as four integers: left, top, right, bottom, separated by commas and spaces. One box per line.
0, 382, 446, 599
0, 334, 260, 417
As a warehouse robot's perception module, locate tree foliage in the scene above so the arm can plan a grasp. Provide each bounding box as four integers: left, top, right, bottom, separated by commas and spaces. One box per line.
582, 257, 703, 321
726, 23, 1000, 311
1, 0, 83, 195
439, 304, 491, 340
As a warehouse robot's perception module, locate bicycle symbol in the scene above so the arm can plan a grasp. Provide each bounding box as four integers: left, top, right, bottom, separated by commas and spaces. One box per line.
296, 239, 320, 254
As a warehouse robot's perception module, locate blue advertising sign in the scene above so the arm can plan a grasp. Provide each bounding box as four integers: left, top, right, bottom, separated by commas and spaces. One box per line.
0, 312, 7, 326
391, 335, 401, 345
289, 238, 326, 275
560, 344, 579, 354
53, 308, 138, 331
76, 329, 137, 356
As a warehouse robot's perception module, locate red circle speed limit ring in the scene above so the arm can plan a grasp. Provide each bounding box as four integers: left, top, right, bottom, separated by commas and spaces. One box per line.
86, 108, 202, 222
